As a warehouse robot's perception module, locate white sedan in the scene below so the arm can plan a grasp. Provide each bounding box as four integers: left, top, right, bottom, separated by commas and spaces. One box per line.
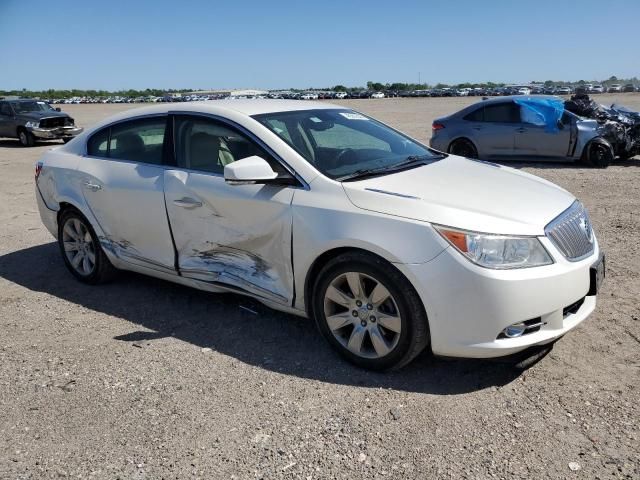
35, 100, 604, 370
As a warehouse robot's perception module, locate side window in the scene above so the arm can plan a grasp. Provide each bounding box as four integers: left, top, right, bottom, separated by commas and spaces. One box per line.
109, 117, 166, 164
0, 103, 11, 116
87, 128, 110, 157
520, 106, 546, 126
463, 107, 484, 122
482, 103, 520, 123
174, 116, 285, 175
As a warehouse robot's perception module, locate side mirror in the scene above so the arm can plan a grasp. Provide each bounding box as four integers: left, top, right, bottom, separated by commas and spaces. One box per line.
55, 107, 61, 112
224, 156, 278, 185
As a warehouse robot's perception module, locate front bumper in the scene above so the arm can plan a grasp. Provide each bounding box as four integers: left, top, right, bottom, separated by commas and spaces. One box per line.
397, 236, 600, 358
29, 125, 83, 139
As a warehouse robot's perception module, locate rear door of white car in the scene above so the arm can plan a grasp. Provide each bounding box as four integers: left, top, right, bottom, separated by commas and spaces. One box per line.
80, 116, 176, 272
162, 114, 296, 305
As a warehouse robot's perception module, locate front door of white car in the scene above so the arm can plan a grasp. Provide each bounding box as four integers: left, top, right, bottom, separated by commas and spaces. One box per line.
163, 114, 295, 305
81, 116, 176, 272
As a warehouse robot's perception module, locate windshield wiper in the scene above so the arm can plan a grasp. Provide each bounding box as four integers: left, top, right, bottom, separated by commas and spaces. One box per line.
337, 154, 446, 182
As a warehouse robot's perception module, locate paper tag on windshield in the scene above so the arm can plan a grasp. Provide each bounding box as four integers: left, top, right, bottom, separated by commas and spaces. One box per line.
339, 112, 368, 120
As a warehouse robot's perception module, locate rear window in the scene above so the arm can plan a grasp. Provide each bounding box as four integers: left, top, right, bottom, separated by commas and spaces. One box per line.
482, 103, 520, 123
463, 107, 483, 121
86, 116, 167, 164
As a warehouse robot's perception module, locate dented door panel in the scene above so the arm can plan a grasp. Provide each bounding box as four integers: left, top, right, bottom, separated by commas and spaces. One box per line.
79, 157, 176, 271
163, 169, 294, 304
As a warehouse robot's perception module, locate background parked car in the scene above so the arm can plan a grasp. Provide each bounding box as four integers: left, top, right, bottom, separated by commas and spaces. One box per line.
430, 96, 616, 167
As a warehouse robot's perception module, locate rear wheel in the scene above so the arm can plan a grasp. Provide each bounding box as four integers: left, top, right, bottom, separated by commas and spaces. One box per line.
57, 210, 117, 284
448, 138, 478, 158
18, 129, 35, 147
312, 252, 429, 370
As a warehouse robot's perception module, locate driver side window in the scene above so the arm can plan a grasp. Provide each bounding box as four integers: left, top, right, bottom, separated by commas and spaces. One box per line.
174, 116, 286, 175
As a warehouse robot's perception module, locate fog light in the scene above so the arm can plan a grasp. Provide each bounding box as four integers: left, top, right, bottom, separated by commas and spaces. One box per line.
502, 323, 526, 338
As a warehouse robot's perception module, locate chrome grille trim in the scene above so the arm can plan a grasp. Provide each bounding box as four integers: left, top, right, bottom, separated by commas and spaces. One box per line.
545, 201, 595, 261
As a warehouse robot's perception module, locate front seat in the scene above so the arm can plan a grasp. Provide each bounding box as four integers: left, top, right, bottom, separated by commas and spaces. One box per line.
189, 132, 222, 173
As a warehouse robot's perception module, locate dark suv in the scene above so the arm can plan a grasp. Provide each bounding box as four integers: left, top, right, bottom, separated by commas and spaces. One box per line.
0, 99, 83, 146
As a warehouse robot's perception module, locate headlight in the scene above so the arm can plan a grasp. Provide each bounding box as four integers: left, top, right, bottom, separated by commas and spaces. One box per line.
25, 121, 39, 128
435, 226, 553, 269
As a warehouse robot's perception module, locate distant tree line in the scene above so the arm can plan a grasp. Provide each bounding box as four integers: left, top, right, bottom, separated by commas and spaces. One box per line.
2, 75, 638, 99
0, 88, 192, 99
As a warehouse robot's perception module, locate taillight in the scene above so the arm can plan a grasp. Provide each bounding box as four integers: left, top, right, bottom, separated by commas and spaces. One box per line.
432, 122, 445, 132
35, 161, 43, 181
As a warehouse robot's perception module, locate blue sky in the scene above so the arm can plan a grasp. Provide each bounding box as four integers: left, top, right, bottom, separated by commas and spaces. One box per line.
1, 0, 638, 90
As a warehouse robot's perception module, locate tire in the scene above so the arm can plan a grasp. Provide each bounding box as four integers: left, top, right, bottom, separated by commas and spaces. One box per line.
18, 128, 35, 147
448, 138, 478, 158
585, 141, 613, 168
311, 251, 430, 371
57, 209, 117, 284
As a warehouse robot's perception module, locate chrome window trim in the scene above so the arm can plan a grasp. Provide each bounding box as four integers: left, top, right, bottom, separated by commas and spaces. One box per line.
83, 113, 170, 161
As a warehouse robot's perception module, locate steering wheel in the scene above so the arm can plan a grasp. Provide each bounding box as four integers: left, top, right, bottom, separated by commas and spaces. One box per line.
334, 148, 357, 168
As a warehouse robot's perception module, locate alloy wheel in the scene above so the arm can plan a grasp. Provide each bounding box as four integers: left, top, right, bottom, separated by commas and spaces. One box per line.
323, 272, 402, 359
61, 217, 96, 276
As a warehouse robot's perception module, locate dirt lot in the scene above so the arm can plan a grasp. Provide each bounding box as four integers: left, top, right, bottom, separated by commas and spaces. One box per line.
1, 96, 638, 479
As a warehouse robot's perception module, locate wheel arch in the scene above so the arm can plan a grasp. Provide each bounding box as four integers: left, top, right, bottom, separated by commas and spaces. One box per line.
303, 246, 408, 318
447, 136, 478, 154
581, 137, 614, 166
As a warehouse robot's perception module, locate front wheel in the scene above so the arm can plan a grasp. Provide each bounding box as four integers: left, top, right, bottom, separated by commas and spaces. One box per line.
585, 141, 613, 168
18, 129, 35, 147
312, 252, 429, 370
57, 210, 117, 284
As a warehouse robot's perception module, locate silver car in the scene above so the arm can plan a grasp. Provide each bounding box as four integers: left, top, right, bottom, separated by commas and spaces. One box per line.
430, 96, 615, 168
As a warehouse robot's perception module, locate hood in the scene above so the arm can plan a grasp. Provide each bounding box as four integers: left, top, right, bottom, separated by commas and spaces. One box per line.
19, 111, 69, 120
341, 155, 575, 236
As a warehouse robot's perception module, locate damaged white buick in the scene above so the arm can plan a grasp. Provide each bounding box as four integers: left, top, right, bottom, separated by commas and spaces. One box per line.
35, 100, 604, 370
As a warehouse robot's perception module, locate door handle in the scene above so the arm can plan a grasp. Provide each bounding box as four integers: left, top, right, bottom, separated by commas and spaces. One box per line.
173, 197, 202, 208
83, 181, 102, 191
515, 127, 527, 133
472, 126, 483, 130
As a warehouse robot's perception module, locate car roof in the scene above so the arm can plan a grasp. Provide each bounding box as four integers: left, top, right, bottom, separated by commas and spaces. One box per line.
136, 99, 339, 117
476, 95, 562, 105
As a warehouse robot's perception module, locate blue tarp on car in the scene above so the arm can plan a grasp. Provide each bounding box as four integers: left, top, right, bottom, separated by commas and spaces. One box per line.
513, 97, 565, 133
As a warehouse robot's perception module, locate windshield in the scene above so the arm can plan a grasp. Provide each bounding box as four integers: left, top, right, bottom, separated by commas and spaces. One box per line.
10, 101, 55, 114
253, 109, 442, 180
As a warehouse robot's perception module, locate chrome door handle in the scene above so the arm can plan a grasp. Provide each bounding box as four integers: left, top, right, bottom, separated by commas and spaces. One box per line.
83, 181, 102, 191
173, 197, 202, 208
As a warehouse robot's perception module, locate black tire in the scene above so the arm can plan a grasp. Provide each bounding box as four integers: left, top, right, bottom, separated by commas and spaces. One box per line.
585, 141, 613, 168
311, 251, 430, 371
18, 128, 35, 147
57, 209, 117, 284
448, 138, 478, 158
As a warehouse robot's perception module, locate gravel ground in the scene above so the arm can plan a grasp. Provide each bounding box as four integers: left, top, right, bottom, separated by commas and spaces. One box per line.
0, 96, 638, 479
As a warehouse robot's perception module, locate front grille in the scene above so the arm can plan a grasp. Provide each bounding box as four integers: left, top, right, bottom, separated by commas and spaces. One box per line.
39, 117, 74, 128
545, 201, 595, 261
